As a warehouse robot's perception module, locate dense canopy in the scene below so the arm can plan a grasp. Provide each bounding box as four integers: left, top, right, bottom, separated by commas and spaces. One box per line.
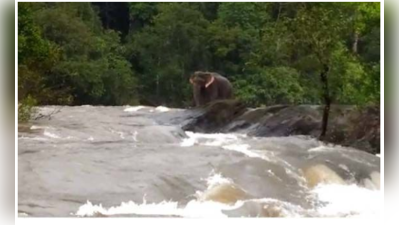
18, 2, 380, 118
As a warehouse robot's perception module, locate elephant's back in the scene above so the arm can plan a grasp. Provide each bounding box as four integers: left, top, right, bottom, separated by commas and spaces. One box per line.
215, 75, 233, 98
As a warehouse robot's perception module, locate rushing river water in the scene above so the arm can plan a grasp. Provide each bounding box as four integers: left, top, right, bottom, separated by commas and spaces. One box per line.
18, 105, 381, 217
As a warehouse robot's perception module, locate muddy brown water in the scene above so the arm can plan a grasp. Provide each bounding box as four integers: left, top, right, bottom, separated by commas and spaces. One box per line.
18, 106, 381, 217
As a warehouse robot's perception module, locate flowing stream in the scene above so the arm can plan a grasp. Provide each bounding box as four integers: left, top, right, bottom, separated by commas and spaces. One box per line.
18, 105, 381, 217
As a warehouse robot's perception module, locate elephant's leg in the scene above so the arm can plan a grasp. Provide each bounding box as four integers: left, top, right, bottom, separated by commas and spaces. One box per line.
193, 86, 202, 106
208, 84, 219, 102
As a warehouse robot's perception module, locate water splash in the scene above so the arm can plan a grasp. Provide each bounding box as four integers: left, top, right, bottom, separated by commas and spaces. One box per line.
204, 172, 234, 190
20, 106, 381, 217
155, 106, 170, 112
43, 131, 61, 139
30, 125, 49, 130
74, 172, 244, 218
124, 106, 147, 112
312, 184, 381, 217
75, 199, 247, 218
73, 170, 380, 218
180, 131, 244, 147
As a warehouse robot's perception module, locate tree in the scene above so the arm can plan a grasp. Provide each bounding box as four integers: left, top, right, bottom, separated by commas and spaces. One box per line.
126, 3, 210, 106
33, 3, 138, 105
18, 2, 139, 107
233, 67, 304, 106
18, 2, 380, 111
18, 2, 59, 102
289, 3, 352, 139
92, 2, 130, 39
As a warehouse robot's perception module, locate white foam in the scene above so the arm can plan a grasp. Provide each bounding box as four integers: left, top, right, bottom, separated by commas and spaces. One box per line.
74, 182, 380, 218
18, 136, 48, 141
132, 131, 138, 142
73, 197, 310, 218
75, 172, 243, 218
74, 199, 243, 218
222, 144, 264, 159
204, 172, 234, 190
185, 131, 241, 140
74, 197, 316, 218
308, 146, 327, 152
124, 106, 147, 112
110, 129, 125, 139
43, 131, 60, 139
180, 131, 241, 147
155, 106, 170, 112
30, 125, 48, 130
178, 132, 381, 217
180, 132, 271, 161
180, 137, 196, 147
180, 132, 303, 186
312, 184, 381, 217
18, 212, 29, 217
338, 164, 350, 172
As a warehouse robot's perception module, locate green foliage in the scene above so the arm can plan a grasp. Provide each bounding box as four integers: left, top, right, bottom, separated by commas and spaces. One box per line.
218, 2, 270, 30
18, 2, 60, 106
18, 2, 380, 108
18, 96, 37, 123
127, 3, 210, 106
18, 2, 138, 106
129, 2, 158, 25
18, 3, 51, 65
234, 67, 304, 106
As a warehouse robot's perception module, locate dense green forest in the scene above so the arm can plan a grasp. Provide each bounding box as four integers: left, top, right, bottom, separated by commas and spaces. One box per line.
18, 2, 380, 121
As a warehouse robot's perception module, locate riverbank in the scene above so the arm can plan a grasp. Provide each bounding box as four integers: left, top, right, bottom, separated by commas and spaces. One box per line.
181, 100, 380, 154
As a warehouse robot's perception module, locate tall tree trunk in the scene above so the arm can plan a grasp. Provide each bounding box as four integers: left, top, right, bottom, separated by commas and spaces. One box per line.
105, 3, 109, 29
352, 31, 359, 54
274, 3, 282, 53
275, 3, 282, 26
319, 64, 331, 140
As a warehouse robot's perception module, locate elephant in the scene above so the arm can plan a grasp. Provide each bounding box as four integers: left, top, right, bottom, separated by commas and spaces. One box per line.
189, 71, 233, 106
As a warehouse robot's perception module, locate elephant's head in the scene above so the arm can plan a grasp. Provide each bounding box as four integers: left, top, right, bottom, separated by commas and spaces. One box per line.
189, 71, 215, 88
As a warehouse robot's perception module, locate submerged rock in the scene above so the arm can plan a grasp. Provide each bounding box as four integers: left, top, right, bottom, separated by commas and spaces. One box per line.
303, 164, 347, 188
182, 100, 380, 154
200, 183, 250, 205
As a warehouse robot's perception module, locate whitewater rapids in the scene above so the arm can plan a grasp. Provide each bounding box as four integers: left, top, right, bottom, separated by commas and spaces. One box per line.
18, 105, 381, 217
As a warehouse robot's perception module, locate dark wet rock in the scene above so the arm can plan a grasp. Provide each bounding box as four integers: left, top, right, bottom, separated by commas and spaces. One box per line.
182, 100, 380, 154
248, 105, 321, 137
182, 100, 247, 133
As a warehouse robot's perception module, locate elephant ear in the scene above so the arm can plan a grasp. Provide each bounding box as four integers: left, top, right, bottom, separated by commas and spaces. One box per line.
190, 72, 202, 85
205, 73, 215, 88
